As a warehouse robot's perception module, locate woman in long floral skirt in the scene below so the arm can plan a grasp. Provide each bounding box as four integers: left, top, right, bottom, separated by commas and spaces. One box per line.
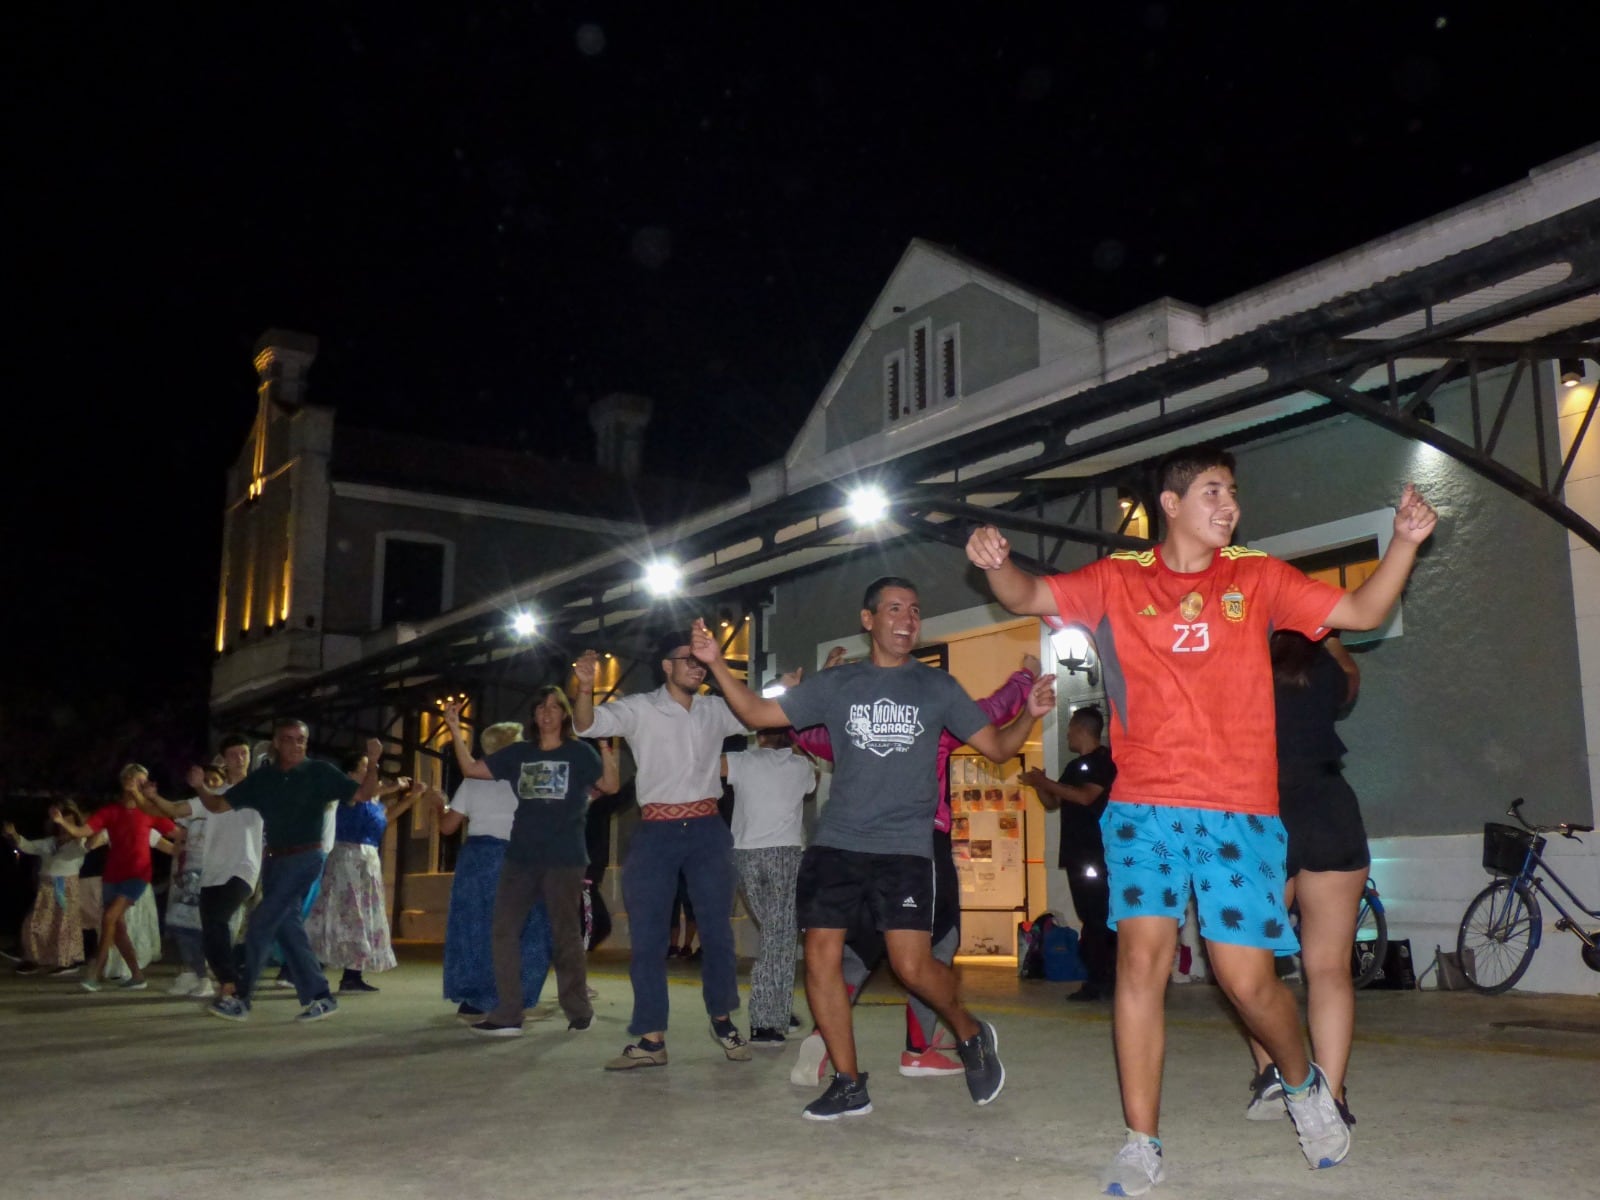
4, 802, 95, 974
305, 757, 421, 994
435, 721, 552, 1018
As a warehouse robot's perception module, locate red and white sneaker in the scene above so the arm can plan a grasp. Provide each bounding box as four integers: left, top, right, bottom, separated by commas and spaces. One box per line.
899, 1039, 965, 1078
789, 1030, 830, 1086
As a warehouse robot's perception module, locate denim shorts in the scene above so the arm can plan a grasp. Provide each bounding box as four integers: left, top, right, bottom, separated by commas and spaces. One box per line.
1100, 801, 1298, 955
102, 878, 149, 907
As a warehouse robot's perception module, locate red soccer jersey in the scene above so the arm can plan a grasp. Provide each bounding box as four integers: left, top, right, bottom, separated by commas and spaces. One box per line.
86, 803, 176, 884
1045, 546, 1344, 815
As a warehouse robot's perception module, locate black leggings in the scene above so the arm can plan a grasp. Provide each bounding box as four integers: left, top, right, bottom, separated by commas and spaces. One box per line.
199, 877, 253, 987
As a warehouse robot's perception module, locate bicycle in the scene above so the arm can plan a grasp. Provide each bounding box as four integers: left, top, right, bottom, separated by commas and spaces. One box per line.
1351, 878, 1388, 990
1456, 798, 1600, 993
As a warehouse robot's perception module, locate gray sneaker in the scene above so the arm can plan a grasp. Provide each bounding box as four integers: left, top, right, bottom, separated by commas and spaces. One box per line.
1245, 1064, 1286, 1120
295, 995, 338, 1022
956, 1019, 1005, 1105
1100, 1134, 1165, 1196
1283, 1064, 1352, 1169
711, 1023, 753, 1061
208, 995, 249, 1022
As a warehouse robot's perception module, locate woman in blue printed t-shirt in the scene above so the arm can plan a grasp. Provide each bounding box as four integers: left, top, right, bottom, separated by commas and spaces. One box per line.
305, 754, 423, 994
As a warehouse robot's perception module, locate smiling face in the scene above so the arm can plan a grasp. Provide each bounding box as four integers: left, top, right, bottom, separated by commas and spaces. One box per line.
660, 645, 707, 695
532, 689, 572, 742
861, 586, 921, 665
1160, 466, 1239, 555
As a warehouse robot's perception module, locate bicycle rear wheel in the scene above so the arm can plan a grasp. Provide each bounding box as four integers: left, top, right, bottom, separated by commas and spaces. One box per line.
1352, 887, 1388, 990
1457, 879, 1541, 993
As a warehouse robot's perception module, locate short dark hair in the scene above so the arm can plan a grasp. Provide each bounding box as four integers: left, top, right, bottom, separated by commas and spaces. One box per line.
272, 717, 310, 736
1068, 705, 1105, 739
1157, 444, 1236, 499
862, 576, 917, 613
219, 733, 251, 752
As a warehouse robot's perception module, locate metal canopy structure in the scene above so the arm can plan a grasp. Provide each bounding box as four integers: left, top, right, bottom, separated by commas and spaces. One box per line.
213, 194, 1600, 756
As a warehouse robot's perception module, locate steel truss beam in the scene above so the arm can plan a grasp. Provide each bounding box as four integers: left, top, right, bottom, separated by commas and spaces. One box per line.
214, 200, 1600, 762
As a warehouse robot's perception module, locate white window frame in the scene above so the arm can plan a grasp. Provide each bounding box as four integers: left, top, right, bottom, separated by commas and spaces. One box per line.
883, 349, 907, 423
936, 323, 962, 403
371, 531, 456, 630
1249, 507, 1401, 643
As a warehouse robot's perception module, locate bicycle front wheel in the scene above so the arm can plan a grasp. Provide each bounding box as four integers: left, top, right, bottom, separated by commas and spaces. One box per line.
1352, 889, 1388, 990
1457, 879, 1541, 994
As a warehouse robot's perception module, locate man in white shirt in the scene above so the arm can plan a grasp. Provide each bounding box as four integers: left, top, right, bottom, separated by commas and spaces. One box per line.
574, 631, 753, 1069
724, 729, 817, 1045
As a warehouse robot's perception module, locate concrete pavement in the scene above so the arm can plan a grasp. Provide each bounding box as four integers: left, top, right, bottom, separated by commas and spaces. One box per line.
4, 949, 1596, 1200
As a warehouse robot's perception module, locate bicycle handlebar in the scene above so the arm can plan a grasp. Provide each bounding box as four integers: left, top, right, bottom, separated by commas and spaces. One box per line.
1505, 797, 1591, 838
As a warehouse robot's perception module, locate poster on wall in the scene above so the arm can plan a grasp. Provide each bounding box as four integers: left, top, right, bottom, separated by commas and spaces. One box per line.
950, 753, 1027, 953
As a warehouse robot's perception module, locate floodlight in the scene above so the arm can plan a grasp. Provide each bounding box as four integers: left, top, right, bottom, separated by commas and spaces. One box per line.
643, 559, 682, 596
846, 484, 890, 525
510, 611, 538, 638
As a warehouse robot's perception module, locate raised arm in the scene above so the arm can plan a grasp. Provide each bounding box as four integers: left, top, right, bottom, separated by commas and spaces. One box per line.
572, 649, 599, 734
138, 778, 196, 821
351, 738, 385, 804
1325, 485, 1437, 631
52, 808, 95, 840
966, 525, 1058, 616
963, 673, 1057, 764
185, 765, 234, 813
441, 705, 494, 781
384, 779, 423, 821
691, 618, 788, 730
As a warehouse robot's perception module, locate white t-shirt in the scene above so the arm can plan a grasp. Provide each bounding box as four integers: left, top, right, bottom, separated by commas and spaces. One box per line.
726, 746, 815, 850
18, 836, 89, 878
199, 783, 265, 889
448, 778, 519, 842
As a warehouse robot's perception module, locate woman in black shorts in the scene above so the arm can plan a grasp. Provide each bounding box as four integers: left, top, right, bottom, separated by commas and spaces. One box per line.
1246, 631, 1366, 1125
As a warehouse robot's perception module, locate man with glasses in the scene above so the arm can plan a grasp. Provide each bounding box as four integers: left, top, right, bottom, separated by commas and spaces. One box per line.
574, 631, 753, 1070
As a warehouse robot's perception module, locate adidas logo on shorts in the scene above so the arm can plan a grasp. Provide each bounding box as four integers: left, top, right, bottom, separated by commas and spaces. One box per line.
901, 896, 918, 908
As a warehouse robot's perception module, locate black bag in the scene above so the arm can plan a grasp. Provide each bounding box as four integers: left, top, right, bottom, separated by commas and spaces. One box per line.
1369, 938, 1417, 990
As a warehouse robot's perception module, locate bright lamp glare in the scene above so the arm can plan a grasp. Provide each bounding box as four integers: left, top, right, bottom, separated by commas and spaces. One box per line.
510, 612, 538, 637
846, 485, 890, 525
1051, 626, 1090, 662
643, 559, 682, 596
761, 682, 787, 699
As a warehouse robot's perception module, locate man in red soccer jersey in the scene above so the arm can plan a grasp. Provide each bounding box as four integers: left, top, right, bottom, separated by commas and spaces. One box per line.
968, 444, 1435, 1196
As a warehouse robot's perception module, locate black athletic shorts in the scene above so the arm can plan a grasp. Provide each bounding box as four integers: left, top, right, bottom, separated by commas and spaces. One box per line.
1278, 764, 1372, 876
797, 845, 935, 933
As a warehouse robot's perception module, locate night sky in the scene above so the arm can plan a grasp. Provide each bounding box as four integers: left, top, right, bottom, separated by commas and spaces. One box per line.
8, 4, 1597, 771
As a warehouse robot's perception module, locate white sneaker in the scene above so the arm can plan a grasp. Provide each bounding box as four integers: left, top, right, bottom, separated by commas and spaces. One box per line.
189, 979, 216, 999
789, 1030, 829, 1086
1283, 1064, 1352, 1169
168, 971, 199, 996
1100, 1132, 1165, 1196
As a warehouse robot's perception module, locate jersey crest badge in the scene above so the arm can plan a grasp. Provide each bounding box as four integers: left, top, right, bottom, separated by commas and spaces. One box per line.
1221, 585, 1246, 623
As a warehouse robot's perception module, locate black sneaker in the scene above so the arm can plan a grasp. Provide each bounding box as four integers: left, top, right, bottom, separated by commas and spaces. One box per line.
456, 1003, 484, 1017
14, 962, 40, 975
339, 979, 380, 994
788, 1014, 801, 1030
802, 1072, 873, 1121
470, 1020, 524, 1038
1335, 1094, 1357, 1127
568, 1015, 593, 1031
957, 1020, 1005, 1105
749, 1026, 787, 1047
1245, 1064, 1286, 1121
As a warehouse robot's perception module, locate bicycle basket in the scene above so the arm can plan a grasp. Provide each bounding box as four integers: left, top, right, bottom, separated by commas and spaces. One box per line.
1482, 822, 1544, 876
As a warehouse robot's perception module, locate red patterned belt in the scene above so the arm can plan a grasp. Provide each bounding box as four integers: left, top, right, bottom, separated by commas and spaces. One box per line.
641, 798, 719, 821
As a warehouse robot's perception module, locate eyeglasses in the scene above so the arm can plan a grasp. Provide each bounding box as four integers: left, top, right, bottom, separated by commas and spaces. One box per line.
665, 655, 703, 665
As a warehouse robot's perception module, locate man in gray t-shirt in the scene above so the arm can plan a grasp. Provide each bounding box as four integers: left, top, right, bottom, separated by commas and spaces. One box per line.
781, 659, 986, 859
694, 575, 1053, 1122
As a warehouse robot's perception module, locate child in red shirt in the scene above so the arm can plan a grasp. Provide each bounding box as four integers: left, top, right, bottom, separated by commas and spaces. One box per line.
56, 764, 176, 991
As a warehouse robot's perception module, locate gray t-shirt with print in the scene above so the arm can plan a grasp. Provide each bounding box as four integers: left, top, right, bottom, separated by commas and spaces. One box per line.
779, 659, 989, 858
